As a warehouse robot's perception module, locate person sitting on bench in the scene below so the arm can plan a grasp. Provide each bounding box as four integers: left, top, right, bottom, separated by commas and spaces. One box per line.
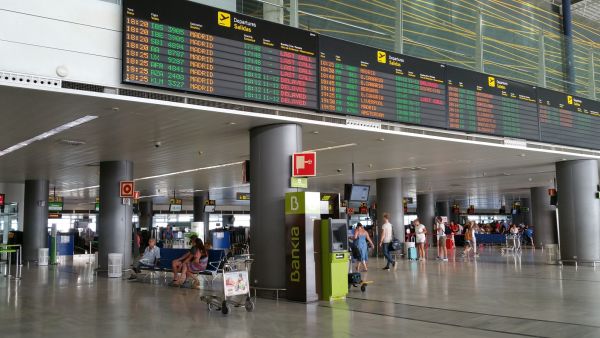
174, 238, 208, 286
129, 238, 160, 280
171, 234, 198, 283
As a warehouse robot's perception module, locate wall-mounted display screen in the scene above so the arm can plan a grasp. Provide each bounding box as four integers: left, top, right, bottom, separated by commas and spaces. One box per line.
319, 35, 447, 128
538, 88, 600, 149
446, 66, 539, 140
123, 0, 318, 109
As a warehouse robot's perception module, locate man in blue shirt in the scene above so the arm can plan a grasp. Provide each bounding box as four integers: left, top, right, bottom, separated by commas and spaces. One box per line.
129, 238, 160, 279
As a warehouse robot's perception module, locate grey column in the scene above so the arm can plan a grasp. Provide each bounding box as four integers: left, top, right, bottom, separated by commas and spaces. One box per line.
531, 186, 557, 247
98, 161, 134, 269
250, 124, 302, 289
376, 177, 404, 242
556, 160, 600, 261
193, 191, 209, 242
138, 200, 153, 229
23, 180, 49, 261
521, 198, 532, 226
435, 201, 450, 219
417, 193, 435, 246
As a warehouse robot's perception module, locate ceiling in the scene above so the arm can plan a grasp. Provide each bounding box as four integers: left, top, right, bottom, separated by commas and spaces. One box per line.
0, 83, 596, 209
546, 0, 600, 22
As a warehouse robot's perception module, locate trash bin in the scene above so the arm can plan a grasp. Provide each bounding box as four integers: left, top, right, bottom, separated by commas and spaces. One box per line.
38, 248, 49, 266
108, 253, 123, 278
544, 244, 559, 264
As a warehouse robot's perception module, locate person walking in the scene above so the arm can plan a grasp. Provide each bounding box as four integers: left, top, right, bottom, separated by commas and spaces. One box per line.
378, 213, 395, 270
470, 221, 480, 257
435, 217, 448, 261
353, 223, 374, 272
414, 218, 427, 261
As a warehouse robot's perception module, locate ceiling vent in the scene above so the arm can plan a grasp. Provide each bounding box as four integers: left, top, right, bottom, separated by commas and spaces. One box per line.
59, 139, 86, 146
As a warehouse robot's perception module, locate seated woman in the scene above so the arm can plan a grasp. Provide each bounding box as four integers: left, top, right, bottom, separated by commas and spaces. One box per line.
171, 235, 197, 283
174, 238, 208, 287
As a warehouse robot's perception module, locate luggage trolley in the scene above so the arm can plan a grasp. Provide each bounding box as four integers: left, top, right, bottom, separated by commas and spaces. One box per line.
500, 234, 522, 255
200, 255, 255, 315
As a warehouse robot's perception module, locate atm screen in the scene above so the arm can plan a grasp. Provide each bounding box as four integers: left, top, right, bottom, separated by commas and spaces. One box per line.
330, 220, 349, 252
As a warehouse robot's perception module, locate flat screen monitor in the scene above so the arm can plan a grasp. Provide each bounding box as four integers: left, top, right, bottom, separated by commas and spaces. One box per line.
204, 205, 216, 213
169, 204, 182, 212
345, 184, 370, 202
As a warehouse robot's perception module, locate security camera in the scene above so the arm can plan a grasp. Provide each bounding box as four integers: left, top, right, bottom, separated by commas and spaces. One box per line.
337, 169, 343, 173
154, 141, 162, 148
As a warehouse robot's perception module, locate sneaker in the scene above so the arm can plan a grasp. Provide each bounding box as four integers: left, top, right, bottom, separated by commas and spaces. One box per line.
128, 275, 137, 280
383, 267, 390, 270
436, 256, 441, 260
442, 258, 448, 262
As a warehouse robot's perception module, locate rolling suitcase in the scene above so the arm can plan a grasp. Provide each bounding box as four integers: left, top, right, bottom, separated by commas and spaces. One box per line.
407, 247, 417, 260
446, 237, 454, 250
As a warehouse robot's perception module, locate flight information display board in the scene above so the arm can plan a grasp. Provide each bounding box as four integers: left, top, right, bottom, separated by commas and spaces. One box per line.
538, 88, 600, 149
446, 66, 539, 140
319, 35, 447, 128
122, 0, 318, 109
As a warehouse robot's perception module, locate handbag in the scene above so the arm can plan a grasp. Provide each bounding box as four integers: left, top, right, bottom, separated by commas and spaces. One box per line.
389, 238, 401, 251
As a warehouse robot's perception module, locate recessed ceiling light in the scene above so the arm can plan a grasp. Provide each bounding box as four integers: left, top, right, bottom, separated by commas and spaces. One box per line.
528, 178, 533, 182
368, 164, 373, 168
227, 122, 237, 125
112, 107, 119, 111
378, 138, 385, 142
311, 131, 319, 134
519, 153, 526, 157
198, 151, 204, 156
561, 158, 567, 161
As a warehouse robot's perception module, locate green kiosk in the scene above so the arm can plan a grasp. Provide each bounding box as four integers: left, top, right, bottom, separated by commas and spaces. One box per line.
320, 218, 349, 301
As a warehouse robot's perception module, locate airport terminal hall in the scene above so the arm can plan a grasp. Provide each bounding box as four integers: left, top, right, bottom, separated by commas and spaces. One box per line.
5, 0, 600, 337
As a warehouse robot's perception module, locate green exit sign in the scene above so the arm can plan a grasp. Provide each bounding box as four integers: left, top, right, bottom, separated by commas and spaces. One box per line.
290, 177, 308, 188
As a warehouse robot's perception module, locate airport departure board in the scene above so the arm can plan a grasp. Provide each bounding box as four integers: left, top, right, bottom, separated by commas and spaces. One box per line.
446, 66, 539, 139
122, 0, 318, 109
319, 35, 447, 128
538, 88, 600, 149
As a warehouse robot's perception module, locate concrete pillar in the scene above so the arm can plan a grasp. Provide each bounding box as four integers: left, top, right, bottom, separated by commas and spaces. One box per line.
376, 177, 404, 242
435, 201, 450, 219
23, 180, 49, 261
531, 186, 557, 247
250, 124, 302, 289
556, 160, 600, 261
193, 191, 209, 242
138, 200, 153, 229
417, 193, 435, 246
98, 161, 134, 269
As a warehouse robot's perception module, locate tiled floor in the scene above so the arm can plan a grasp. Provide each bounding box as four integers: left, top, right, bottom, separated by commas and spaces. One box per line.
1, 247, 599, 337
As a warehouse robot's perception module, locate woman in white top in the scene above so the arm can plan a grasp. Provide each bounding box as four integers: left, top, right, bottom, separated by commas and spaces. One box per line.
435, 217, 448, 261
414, 218, 427, 260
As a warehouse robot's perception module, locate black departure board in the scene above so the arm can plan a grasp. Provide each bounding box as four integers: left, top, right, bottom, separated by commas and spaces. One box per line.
538, 88, 600, 149
319, 35, 447, 128
122, 0, 318, 109
446, 66, 539, 140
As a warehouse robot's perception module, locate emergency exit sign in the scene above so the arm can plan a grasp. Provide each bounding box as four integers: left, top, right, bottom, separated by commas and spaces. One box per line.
292, 152, 316, 177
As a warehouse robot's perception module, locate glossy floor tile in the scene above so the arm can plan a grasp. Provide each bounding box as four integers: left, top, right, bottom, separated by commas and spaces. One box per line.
0, 248, 599, 338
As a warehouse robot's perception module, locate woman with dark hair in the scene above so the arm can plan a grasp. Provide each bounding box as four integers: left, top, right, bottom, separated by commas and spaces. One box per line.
353, 223, 374, 272
174, 238, 208, 286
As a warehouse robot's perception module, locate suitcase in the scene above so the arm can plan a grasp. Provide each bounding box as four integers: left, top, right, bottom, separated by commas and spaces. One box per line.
407, 247, 417, 260
348, 272, 362, 285
446, 237, 454, 250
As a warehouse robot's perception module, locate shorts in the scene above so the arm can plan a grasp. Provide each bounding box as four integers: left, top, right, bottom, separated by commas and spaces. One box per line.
437, 235, 446, 243
464, 239, 472, 246
416, 236, 426, 244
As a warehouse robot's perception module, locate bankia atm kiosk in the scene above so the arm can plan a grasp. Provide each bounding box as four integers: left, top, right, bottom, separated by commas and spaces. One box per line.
320, 218, 349, 301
